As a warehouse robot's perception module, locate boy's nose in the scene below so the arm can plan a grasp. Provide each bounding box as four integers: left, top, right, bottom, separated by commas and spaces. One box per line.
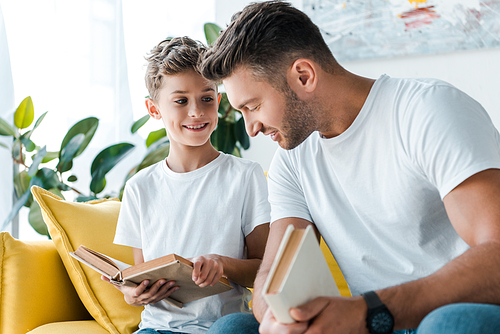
188, 103, 204, 118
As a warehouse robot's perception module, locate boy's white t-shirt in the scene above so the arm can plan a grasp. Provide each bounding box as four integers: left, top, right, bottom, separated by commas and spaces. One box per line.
114, 153, 270, 333
269, 75, 500, 296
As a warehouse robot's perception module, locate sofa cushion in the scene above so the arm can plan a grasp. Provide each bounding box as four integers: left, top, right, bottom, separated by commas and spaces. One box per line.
28, 320, 110, 334
0, 232, 91, 334
31, 186, 143, 334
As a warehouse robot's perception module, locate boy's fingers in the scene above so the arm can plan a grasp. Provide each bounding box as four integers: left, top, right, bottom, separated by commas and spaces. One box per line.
192, 261, 203, 282
134, 280, 150, 296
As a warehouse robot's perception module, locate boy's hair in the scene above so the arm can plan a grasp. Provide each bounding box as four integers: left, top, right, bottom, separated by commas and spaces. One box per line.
200, 1, 338, 91
145, 36, 207, 102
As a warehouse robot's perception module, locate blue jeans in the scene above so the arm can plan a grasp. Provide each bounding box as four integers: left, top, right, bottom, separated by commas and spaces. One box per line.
207, 303, 500, 333
136, 329, 187, 334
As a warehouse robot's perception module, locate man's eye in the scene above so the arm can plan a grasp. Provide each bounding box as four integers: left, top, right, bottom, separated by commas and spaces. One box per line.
175, 99, 187, 104
249, 104, 260, 112
202, 97, 214, 102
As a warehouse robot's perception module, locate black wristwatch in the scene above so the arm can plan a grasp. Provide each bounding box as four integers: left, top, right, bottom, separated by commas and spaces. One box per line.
361, 291, 394, 334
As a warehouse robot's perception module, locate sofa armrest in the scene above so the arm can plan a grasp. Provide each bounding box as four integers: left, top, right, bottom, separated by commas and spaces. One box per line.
0, 232, 91, 334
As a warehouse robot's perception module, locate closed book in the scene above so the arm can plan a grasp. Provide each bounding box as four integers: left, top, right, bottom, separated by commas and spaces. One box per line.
262, 225, 340, 323
70, 245, 233, 308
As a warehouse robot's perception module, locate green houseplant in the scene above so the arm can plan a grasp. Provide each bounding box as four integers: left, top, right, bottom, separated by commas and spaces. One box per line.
0, 22, 250, 238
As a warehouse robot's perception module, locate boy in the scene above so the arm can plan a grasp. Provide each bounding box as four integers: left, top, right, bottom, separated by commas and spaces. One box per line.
105, 37, 270, 334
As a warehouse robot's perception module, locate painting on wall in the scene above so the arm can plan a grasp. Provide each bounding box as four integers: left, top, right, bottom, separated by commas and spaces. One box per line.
303, 0, 500, 62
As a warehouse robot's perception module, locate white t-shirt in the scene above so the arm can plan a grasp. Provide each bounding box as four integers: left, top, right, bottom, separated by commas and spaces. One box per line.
269, 75, 500, 296
114, 153, 271, 333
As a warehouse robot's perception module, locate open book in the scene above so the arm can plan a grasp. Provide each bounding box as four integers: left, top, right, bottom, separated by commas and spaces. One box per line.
70, 245, 233, 308
262, 225, 340, 323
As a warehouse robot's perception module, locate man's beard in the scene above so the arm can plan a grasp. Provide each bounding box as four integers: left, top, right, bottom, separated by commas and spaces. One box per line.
278, 85, 317, 150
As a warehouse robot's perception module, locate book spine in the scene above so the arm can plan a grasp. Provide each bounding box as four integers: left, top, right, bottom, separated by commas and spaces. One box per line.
264, 293, 295, 324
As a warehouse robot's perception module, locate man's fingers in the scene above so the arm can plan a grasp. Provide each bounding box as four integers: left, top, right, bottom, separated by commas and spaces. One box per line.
289, 297, 330, 322
259, 308, 308, 334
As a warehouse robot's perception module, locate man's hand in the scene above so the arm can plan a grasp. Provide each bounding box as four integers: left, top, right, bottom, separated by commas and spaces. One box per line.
101, 275, 178, 307
190, 254, 224, 287
259, 296, 369, 334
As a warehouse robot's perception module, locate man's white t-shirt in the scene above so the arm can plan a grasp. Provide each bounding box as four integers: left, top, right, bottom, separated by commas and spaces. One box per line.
114, 153, 270, 333
269, 75, 500, 296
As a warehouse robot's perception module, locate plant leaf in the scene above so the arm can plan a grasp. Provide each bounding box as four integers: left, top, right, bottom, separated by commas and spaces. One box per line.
136, 142, 170, 174
67, 175, 78, 182
146, 128, 167, 148
90, 143, 134, 194
76, 195, 98, 202
216, 118, 236, 154
28, 199, 49, 236
204, 23, 222, 45
131, 115, 150, 133
14, 170, 31, 198
0, 142, 9, 150
26, 111, 48, 139
41, 151, 59, 163
1, 176, 43, 231
14, 96, 35, 129
235, 116, 250, 150
20, 135, 36, 152
11, 139, 23, 162
0, 117, 17, 137
60, 117, 98, 159
57, 133, 85, 173
36, 168, 62, 190
28, 145, 47, 176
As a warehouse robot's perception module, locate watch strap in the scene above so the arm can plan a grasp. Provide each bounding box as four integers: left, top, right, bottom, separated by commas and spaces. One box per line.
362, 290, 384, 309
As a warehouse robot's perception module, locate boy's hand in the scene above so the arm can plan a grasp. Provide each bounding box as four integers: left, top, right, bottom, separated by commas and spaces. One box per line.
101, 275, 178, 307
190, 254, 224, 288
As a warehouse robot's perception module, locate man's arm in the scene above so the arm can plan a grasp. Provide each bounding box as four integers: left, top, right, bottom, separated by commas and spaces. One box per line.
258, 168, 500, 333
252, 217, 314, 322
377, 168, 500, 329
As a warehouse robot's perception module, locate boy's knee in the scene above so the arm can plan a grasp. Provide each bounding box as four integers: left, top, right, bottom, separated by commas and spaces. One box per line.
207, 313, 259, 334
418, 303, 500, 334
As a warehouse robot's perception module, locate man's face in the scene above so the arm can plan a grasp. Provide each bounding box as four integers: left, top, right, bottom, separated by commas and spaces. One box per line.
223, 67, 316, 150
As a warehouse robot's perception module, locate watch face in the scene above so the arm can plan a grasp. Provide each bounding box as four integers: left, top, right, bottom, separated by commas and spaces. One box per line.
371, 312, 394, 334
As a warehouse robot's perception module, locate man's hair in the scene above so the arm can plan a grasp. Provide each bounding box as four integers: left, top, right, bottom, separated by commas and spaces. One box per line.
145, 36, 207, 102
200, 1, 337, 90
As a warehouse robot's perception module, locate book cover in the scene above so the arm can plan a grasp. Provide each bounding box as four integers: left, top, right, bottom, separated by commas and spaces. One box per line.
262, 225, 340, 323
70, 245, 233, 308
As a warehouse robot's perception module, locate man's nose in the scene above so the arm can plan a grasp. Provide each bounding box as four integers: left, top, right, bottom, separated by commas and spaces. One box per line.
243, 113, 262, 137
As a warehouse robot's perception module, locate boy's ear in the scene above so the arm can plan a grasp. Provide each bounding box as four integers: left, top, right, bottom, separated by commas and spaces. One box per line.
217, 93, 222, 105
287, 59, 318, 97
145, 98, 161, 120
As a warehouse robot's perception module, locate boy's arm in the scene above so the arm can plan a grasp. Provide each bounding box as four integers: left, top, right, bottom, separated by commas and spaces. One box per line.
191, 223, 270, 288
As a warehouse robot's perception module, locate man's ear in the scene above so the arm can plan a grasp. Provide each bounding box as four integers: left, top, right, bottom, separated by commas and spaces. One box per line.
287, 59, 318, 96
145, 98, 161, 120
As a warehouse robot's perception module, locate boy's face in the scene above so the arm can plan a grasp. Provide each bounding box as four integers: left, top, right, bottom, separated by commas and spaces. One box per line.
148, 70, 219, 148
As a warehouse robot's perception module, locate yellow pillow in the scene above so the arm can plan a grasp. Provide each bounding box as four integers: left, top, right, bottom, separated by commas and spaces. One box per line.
0, 232, 91, 334
31, 186, 143, 334
320, 238, 351, 297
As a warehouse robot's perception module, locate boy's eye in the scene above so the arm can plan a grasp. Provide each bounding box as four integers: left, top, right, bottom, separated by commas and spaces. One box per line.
175, 99, 187, 104
202, 97, 214, 102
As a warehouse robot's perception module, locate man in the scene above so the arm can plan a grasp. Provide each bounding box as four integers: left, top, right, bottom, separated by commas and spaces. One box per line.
201, 1, 500, 333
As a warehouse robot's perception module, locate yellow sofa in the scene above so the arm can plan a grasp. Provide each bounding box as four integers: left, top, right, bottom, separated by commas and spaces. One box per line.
0, 186, 350, 334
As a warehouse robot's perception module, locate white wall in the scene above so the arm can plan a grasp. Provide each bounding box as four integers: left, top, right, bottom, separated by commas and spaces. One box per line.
214, 0, 500, 172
